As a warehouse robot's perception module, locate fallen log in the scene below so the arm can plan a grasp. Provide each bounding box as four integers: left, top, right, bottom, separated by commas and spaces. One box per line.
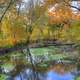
0, 40, 75, 56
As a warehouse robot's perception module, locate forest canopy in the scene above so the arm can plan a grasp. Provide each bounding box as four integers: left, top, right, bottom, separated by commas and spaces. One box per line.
0, 0, 80, 47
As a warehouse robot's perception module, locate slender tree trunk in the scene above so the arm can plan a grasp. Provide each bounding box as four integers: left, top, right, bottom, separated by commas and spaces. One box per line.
26, 45, 38, 80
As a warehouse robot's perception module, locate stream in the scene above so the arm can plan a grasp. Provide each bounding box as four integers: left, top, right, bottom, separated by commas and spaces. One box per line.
0, 46, 80, 80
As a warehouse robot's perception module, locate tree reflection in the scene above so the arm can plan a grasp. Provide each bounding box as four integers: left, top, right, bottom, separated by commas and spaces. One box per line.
46, 63, 75, 80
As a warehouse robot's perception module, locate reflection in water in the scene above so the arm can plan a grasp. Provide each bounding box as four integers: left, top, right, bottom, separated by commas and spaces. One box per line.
14, 63, 76, 80
46, 63, 75, 80
14, 69, 75, 80
46, 71, 74, 80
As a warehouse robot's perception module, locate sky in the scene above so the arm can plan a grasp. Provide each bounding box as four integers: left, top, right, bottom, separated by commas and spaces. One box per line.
20, 0, 80, 13
49, 1, 80, 13
71, 1, 80, 13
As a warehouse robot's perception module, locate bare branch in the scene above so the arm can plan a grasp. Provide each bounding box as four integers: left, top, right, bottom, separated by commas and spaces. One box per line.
69, 5, 80, 11
0, 0, 14, 23
64, 0, 80, 11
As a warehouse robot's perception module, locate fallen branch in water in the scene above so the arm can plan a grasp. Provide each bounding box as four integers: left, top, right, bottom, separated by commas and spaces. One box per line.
0, 39, 75, 56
